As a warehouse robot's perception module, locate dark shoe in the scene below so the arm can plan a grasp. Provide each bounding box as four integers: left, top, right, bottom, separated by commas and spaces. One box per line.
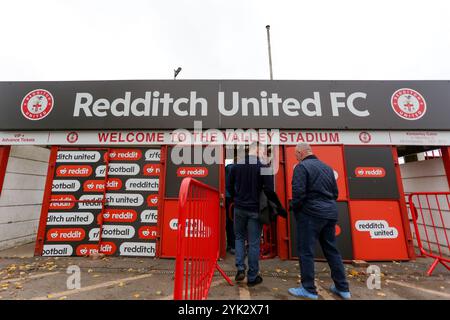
235, 270, 245, 282
247, 275, 263, 287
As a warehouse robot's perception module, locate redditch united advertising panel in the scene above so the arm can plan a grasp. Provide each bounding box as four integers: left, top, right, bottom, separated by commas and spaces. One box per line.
0, 80, 449, 130
43, 148, 162, 257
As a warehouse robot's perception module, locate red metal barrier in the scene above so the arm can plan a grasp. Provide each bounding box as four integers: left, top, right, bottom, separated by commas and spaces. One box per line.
408, 192, 450, 276
260, 224, 277, 259
174, 177, 233, 300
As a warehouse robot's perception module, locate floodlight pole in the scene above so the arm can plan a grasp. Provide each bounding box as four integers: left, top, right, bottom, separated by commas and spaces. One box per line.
266, 25, 273, 80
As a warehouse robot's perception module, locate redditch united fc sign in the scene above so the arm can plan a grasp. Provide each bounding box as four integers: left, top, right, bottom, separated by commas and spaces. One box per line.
71, 91, 369, 118
0, 80, 448, 130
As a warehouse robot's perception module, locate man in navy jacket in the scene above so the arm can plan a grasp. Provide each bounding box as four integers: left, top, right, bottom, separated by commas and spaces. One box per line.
289, 143, 351, 300
227, 142, 273, 287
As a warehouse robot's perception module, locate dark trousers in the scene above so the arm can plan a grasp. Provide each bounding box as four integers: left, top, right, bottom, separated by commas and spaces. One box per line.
225, 197, 235, 249
234, 207, 262, 282
295, 212, 349, 295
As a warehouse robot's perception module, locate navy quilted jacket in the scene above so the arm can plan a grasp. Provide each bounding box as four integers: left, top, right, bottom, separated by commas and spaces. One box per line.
291, 155, 339, 220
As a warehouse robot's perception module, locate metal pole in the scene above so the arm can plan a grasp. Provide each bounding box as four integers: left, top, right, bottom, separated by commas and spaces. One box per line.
266, 25, 273, 80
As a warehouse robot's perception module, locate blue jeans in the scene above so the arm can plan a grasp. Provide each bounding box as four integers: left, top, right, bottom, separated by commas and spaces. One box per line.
234, 207, 262, 282
295, 212, 349, 295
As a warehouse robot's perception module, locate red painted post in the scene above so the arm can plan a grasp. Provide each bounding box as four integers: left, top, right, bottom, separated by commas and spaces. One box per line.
441, 147, 450, 190
275, 145, 289, 260
0, 146, 11, 196
156, 146, 167, 257
392, 147, 416, 260
34, 146, 58, 256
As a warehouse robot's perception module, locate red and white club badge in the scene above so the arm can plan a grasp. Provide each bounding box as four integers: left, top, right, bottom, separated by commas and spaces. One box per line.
358, 131, 372, 144
21, 89, 54, 120
66, 131, 79, 143
391, 88, 426, 120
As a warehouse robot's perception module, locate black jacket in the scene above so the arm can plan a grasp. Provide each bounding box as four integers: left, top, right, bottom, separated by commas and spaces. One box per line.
227, 155, 274, 212
260, 186, 287, 224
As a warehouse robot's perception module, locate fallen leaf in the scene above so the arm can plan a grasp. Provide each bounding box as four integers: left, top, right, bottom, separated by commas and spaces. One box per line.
118, 282, 125, 287
349, 270, 359, 276
47, 294, 54, 298
87, 269, 93, 273
377, 292, 386, 297
272, 288, 279, 291
440, 286, 445, 290
133, 293, 140, 298
92, 274, 100, 278
59, 296, 67, 300
7, 265, 17, 272
155, 291, 162, 295
275, 268, 282, 273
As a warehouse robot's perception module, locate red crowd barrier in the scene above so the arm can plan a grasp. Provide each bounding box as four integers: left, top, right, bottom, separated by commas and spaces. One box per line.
408, 192, 450, 276
260, 224, 277, 259
173, 178, 233, 300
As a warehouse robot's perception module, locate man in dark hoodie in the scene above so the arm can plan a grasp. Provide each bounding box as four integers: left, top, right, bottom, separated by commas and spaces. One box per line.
227, 142, 273, 287
289, 143, 351, 300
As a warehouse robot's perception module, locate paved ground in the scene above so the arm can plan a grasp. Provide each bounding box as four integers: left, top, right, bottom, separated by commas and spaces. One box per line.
0, 243, 449, 300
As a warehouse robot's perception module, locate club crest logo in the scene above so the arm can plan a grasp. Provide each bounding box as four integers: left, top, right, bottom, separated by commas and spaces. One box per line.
391, 88, 426, 120
359, 131, 372, 144
21, 89, 54, 120
66, 131, 79, 143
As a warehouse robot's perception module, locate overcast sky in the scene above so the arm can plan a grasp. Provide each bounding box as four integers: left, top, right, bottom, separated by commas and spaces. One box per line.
1, 0, 450, 81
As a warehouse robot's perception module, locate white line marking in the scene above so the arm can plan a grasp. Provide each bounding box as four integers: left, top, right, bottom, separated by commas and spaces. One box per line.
386, 280, 450, 299
238, 285, 251, 300
30, 273, 153, 300
0, 272, 60, 284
